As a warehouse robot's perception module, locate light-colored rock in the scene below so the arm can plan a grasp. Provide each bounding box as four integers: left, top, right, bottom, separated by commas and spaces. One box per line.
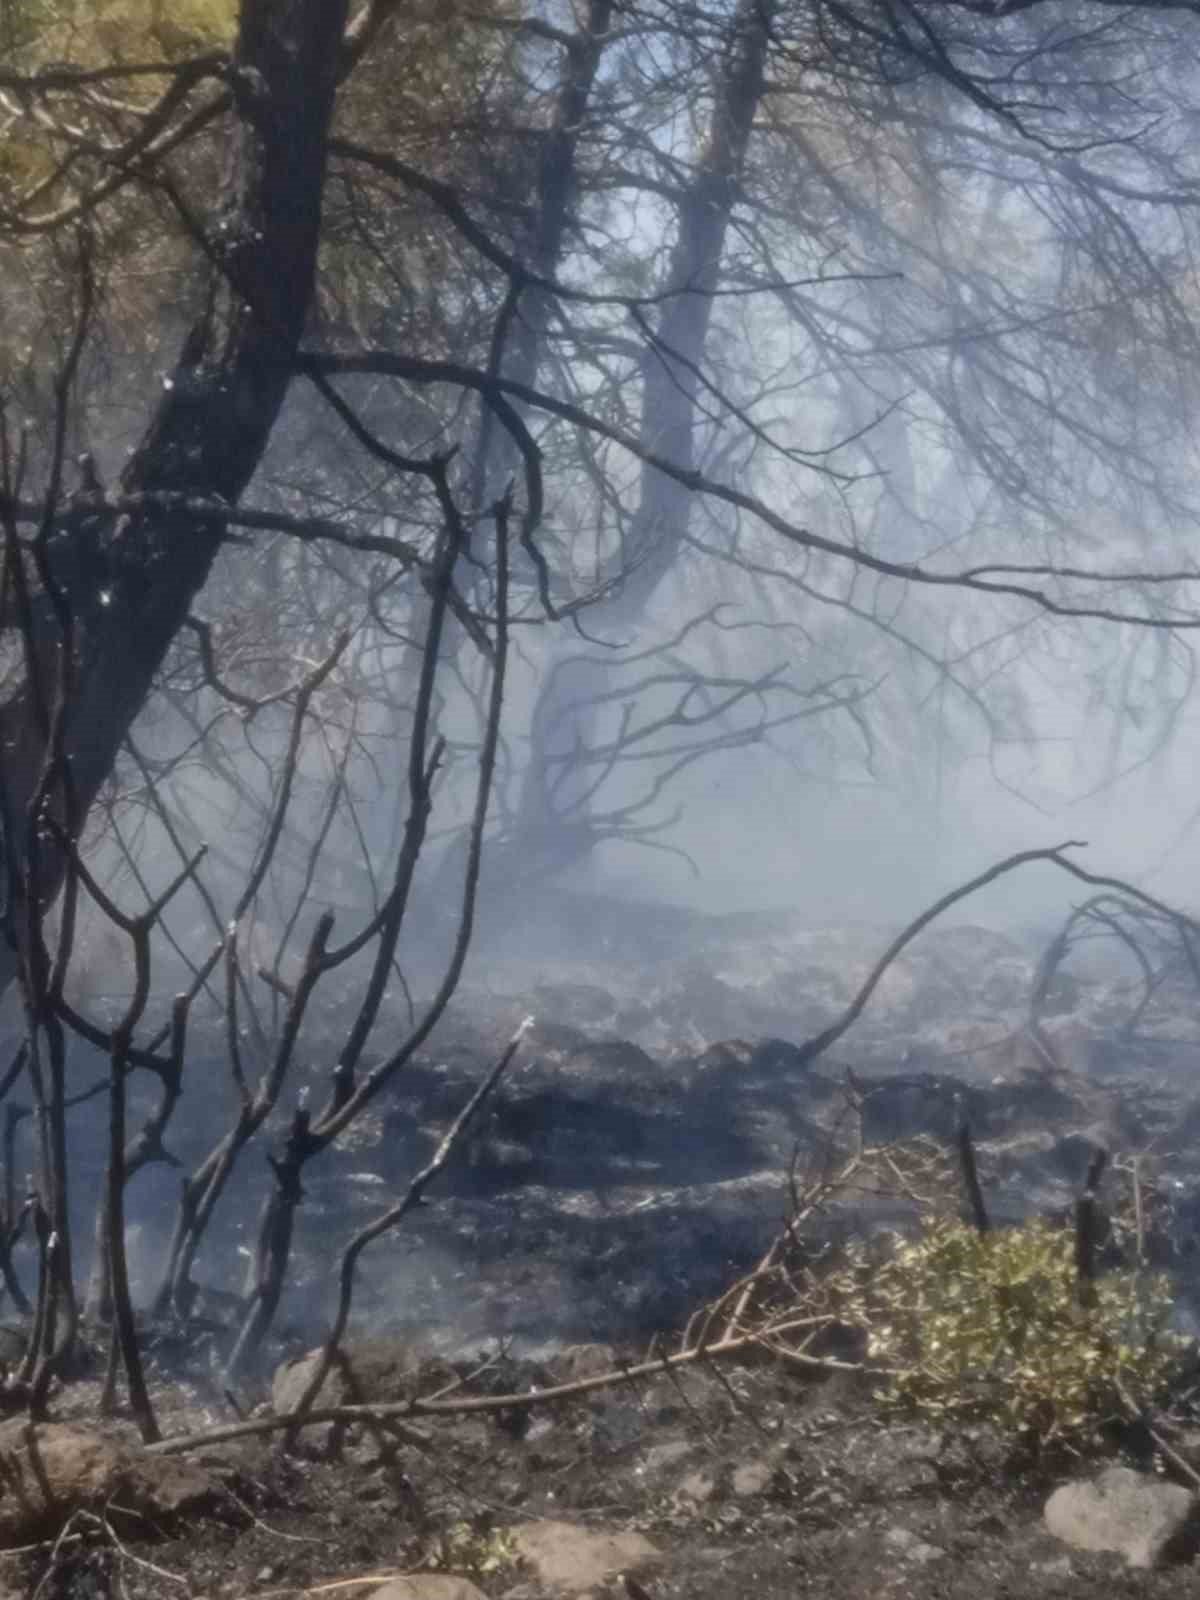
1044, 1466, 1200, 1568
1033, 1556, 1074, 1578
370, 1579, 488, 1600
273, 1349, 352, 1415
273, 1337, 447, 1453
273, 1324, 448, 1414
553, 1343, 617, 1381
884, 1526, 946, 1564
732, 1459, 774, 1497
673, 1469, 715, 1507
271, 1351, 352, 1453
0, 1422, 214, 1546
639, 1439, 692, 1474
510, 1519, 663, 1595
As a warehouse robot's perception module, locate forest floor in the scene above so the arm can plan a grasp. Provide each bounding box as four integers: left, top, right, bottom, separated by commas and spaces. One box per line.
9, 890, 1200, 1597
8, 1342, 1197, 1600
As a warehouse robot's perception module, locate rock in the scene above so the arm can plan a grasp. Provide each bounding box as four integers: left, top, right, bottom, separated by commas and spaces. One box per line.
639, 1439, 692, 1474
884, 1526, 946, 1564
732, 1458, 774, 1496
273, 1337, 442, 1415
342, 1337, 455, 1399
1044, 1465, 1200, 1568
1033, 1555, 1074, 1577
370, 1580, 488, 1600
0, 1422, 215, 1545
509, 1519, 663, 1594
674, 1469, 716, 1507
551, 1343, 616, 1382
272, 1349, 353, 1454
273, 1337, 444, 1454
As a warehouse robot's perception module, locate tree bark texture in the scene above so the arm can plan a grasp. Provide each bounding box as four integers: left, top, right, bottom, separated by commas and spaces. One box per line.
0, 0, 350, 960
519, 0, 769, 840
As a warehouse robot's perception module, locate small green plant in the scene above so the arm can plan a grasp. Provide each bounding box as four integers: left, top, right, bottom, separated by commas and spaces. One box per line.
847, 1215, 1186, 1449
433, 1519, 520, 1578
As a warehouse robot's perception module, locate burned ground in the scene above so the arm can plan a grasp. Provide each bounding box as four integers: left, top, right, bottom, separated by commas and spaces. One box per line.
7, 891, 1200, 1596
11, 1345, 1200, 1600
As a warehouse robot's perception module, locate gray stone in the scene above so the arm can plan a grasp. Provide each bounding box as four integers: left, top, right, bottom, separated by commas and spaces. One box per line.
509, 1519, 663, 1594
553, 1342, 617, 1381
273, 1336, 436, 1414
1044, 1466, 1200, 1568
273, 1336, 448, 1453
639, 1439, 692, 1473
273, 1349, 351, 1414
884, 1526, 946, 1564
0, 1422, 215, 1545
370, 1580, 488, 1600
1033, 1556, 1075, 1578
674, 1469, 716, 1507
732, 1459, 775, 1497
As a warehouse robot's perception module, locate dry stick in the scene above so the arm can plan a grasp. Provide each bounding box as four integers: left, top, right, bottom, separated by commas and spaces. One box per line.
694, 1147, 866, 1353
1126, 1154, 1147, 1266
18, 243, 99, 1411
226, 481, 516, 1378
222, 511, 460, 1375
40, 838, 196, 1324
955, 1103, 990, 1234
179, 907, 334, 1331
223, 1106, 318, 1379
56, 843, 208, 1443
0, 1047, 32, 1314
283, 1019, 531, 1439
21, 1201, 51, 1394
149, 1325, 880, 1456
150, 632, 350, 1316
1113, 1378, 1200, 1492
1079, 900, 1160, 1035
84, 981, 189, 1319
1026, 914, 1076, 1069
1074, 1145, 1109, 1310
789, 842, 1089, 1067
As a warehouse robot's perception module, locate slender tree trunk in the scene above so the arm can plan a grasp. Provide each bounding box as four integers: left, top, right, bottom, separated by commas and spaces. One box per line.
517, 0, 770, 850
0, 0, 351, 973
471, 0, 613, 512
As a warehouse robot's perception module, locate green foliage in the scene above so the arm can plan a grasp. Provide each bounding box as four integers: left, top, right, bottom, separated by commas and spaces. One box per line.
433, 1520, 520, 1579
845, 1216, 1186, 1450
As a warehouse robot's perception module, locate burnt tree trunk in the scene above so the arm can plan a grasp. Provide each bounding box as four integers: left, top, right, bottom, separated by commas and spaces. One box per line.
517, 0, 770, 852
0, 0, 352, 1357
0, 0, 351, 986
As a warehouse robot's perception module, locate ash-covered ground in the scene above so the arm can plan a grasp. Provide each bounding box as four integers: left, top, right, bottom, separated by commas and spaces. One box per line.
10, 887, 1200, 1600
59, 886, 1199, 1372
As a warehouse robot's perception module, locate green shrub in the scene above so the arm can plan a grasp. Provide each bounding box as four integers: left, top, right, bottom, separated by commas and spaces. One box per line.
846, 1215, 1186, 1449
433, 1519, 519, 1578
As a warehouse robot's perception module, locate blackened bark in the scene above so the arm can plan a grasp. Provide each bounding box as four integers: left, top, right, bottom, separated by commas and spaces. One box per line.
624, 0, 770, 609
520, 0, 769, 841
225, 1110, 314, 1380
0, 0, 351, 955
471, 1, 611, 511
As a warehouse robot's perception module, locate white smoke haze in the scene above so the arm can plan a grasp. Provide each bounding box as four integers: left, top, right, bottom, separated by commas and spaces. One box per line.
7, 0, 1200, 1383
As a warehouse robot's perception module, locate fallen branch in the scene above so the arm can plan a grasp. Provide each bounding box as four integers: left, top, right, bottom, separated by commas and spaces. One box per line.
1115, 1379, 1200, 1492
147, 1328, 881, 1456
